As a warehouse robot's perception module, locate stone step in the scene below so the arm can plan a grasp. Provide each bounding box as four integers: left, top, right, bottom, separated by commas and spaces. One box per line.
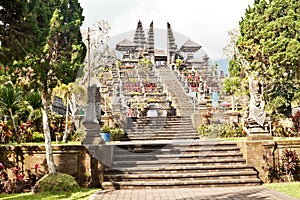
104, 171, 258, 181
125, 127, 197, 132
111, 157, 247, 167
126, 136, 198, 141
113, 152, 244, 161
105, 164, 257, 173
126, 121, 194, 126
102, 178, 261, 190
113, 142, 241, 153
125, 133, 198, 138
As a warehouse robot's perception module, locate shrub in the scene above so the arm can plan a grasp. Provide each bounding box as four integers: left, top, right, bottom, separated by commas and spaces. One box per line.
0, 163, 33, 194
262, 153, 281, 183
69, 128, 86, 141
100, 126, 125, 141
34, 173, 80, 193
30, 132, 44, 142
292, 111, 300, 133
262, 149, 299, 183
197, 123, 245, 139
101, 126, 111, 134
110, 128, 125, 141
281, 149, 299, 182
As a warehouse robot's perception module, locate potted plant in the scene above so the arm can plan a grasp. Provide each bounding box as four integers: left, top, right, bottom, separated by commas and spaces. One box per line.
100, 126, 111, 142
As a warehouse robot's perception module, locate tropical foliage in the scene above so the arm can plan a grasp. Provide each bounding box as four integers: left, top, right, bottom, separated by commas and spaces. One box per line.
237, 0, 300, 117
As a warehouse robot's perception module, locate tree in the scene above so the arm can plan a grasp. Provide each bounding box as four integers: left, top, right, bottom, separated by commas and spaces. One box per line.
0, 84, 23, 143
53, 82, 86, 143
0, 0, 51, 65
26, 92, 42, 122
237, 0, 300, 117
222, 28, 248, 110
8, 0, 86, 174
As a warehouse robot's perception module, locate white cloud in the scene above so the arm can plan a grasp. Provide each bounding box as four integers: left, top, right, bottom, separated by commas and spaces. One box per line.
78, 0, 254, 60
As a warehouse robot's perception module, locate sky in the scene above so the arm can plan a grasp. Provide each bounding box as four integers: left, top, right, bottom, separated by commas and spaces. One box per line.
78, 0, 254, 61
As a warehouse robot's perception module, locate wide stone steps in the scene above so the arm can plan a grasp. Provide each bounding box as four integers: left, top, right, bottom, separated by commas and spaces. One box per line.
111, 157, 247, 167
102, 141, 261, 189
105, 164, 257, 174
104, 171, 258, 181
125, 116, 197, 141
113, 152, 244, 161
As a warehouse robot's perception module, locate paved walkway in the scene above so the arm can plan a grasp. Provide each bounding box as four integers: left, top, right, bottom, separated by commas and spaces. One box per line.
89, 186, 298, 200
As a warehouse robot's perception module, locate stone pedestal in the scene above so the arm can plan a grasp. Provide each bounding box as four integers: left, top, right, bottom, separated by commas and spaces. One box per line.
244, 126, 273, 141
81, 85, 107, 188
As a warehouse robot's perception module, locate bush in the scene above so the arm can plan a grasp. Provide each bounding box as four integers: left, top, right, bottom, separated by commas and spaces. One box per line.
30, 132, 44, 142
0, 163, 32, 194
110, 128, 125, 141
197, 123, 245, 138
100, 126, 125, 141
34, 173, 79, 193
69, 128, 86, 141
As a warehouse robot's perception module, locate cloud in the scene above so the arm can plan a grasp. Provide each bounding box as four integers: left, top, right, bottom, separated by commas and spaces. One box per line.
79, 0, 254, 60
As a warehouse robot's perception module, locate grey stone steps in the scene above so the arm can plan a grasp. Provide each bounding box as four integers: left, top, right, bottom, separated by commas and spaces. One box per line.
111, 157, 247, 167
102, 178, 261, 190
125, 135, 198, 139
113, 144, 241, 152
104, 171, 258, 180
113, 152, 243, 161
125, 129, 197, 133
105, 164, 257, 173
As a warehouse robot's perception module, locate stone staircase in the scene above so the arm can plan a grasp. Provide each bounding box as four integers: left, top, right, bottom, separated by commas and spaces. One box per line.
157, 67, 195, 116
101, 66, 261, 190
102, 140, 261, 189
124, 116, 198, 141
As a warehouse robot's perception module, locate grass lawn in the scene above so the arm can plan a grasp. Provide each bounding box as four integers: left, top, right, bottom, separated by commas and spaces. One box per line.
0, 188, 99, 200
265, 182, 300, 199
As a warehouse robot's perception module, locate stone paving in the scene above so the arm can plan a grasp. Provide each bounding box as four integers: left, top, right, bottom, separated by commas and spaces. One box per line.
89, 186, 298, 200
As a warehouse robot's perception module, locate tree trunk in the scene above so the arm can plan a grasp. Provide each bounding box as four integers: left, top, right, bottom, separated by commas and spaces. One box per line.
41, 93, 56, 174
62, 99, 69, 143
28, 109, 35, 121
8, 108, 21, 144
231, 95, 235, 111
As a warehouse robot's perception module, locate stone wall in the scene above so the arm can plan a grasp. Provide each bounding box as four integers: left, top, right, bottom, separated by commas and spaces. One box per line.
0, 145, 102, 187
237, 139, 300, 182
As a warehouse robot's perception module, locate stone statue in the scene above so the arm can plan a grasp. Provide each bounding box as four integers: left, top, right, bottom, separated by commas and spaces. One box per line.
242, 74, 270, 137
248, 75, 266, 127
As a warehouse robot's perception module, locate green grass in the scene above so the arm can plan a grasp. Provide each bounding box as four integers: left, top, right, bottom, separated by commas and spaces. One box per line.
0, 188, 98, 200
265, 182, 300, 199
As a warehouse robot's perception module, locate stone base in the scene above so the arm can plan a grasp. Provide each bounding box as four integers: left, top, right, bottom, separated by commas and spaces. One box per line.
247, 134, 273, 141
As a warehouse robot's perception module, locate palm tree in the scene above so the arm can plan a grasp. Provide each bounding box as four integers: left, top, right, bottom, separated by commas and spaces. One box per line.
53, 82, 86, 142
26, 92, 42, 121
0, 84, 23, 143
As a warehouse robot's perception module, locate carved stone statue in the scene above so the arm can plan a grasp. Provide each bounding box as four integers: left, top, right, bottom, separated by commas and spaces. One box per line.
248, 75, 266, 127
242, 75, 272, 139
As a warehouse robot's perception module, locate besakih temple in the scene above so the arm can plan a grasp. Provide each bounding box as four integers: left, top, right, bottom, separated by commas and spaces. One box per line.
110, 20, 224, 125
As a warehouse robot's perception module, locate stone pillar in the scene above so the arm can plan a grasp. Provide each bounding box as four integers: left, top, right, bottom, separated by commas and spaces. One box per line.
82, 84, 104, 188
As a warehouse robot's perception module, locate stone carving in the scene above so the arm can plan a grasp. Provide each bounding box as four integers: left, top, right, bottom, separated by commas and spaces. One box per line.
248, 75, 266, 127
82, 84, 104, 145
84, 85, 102, 124
242, 75, 270, 137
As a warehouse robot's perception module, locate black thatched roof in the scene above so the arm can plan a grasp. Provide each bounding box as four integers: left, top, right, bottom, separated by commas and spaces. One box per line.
179, 39, 201, 52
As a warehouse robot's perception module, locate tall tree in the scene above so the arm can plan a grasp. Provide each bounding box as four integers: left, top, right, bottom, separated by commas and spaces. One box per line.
0, 0, 50, 65
8, 0, 86, 174
237, 0, 300, 117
